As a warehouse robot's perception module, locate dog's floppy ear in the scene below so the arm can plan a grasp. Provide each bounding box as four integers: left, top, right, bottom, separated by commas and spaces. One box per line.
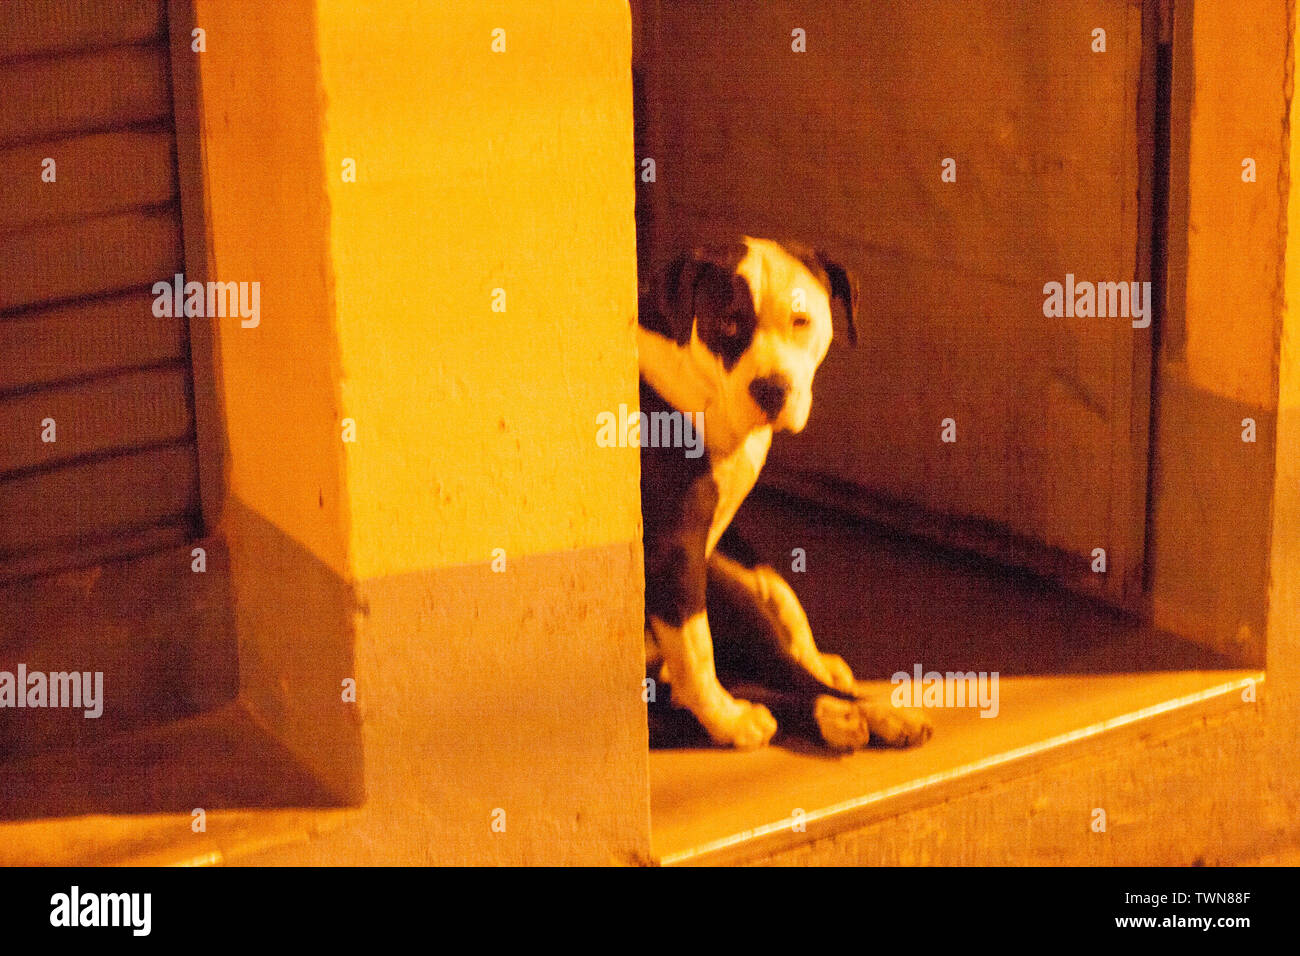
649, 243, 748, 345
814, 251, 859, 347
785, 241, 860, 346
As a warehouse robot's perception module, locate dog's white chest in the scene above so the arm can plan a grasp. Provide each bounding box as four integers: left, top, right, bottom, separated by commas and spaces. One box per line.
706, 428, 772, 556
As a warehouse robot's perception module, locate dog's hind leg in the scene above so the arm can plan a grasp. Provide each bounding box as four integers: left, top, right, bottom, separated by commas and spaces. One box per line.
708, 536, 857, 694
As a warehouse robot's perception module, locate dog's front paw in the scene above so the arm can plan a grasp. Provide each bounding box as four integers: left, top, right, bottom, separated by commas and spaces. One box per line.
813, 696, 932, 750
858, 698, 933, 748
700, 698, 778, 750
813, 696, 873, 751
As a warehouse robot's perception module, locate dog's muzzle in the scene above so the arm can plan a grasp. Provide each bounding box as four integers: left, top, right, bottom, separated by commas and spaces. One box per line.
748, 373, 792, 421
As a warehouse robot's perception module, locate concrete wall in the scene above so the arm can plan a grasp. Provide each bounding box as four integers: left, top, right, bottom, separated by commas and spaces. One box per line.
752, 702, 1289, 865
193, 0, 649, 865
183, 0, 361, 803
1146, 0, 1292, 661
1263, 0, 1300, 835
318, 0, 647, 864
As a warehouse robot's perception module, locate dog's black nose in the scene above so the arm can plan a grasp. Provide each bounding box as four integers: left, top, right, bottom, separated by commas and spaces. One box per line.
749, 374, 791, 420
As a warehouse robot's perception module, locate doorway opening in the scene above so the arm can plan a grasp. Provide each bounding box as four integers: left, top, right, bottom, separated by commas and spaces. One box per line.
631, 0, 1269, 863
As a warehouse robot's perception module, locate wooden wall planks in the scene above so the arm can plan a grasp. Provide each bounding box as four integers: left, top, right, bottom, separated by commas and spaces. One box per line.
0, 46, 172, 149
0, 0, 166, 63
0, 443, 198, 556
0, 290, 187, 393
0, 130, 178, 232
0, 0, 200, 581
0, 209, 182, 312
0, 366, 194, 474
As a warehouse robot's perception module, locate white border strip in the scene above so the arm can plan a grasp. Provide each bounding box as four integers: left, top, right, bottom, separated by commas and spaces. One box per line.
659, 672, 1264, 866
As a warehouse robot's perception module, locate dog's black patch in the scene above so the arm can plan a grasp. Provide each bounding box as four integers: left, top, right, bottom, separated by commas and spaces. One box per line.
642, 242, 755, 370
692, 270, 756, 371
638, 379, 716, 627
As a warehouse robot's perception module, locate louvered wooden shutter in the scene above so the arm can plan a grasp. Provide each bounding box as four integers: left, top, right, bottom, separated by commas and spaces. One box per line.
0, 0, 200, 583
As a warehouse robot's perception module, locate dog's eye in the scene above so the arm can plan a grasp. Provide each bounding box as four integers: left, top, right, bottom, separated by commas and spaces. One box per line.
791, 313, 811, 329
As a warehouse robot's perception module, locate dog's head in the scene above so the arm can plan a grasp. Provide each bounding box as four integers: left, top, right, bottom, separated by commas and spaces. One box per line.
645, 237, 858, 436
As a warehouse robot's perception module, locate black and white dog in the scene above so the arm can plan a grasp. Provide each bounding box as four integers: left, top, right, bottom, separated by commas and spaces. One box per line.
638, 237, 933, 751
